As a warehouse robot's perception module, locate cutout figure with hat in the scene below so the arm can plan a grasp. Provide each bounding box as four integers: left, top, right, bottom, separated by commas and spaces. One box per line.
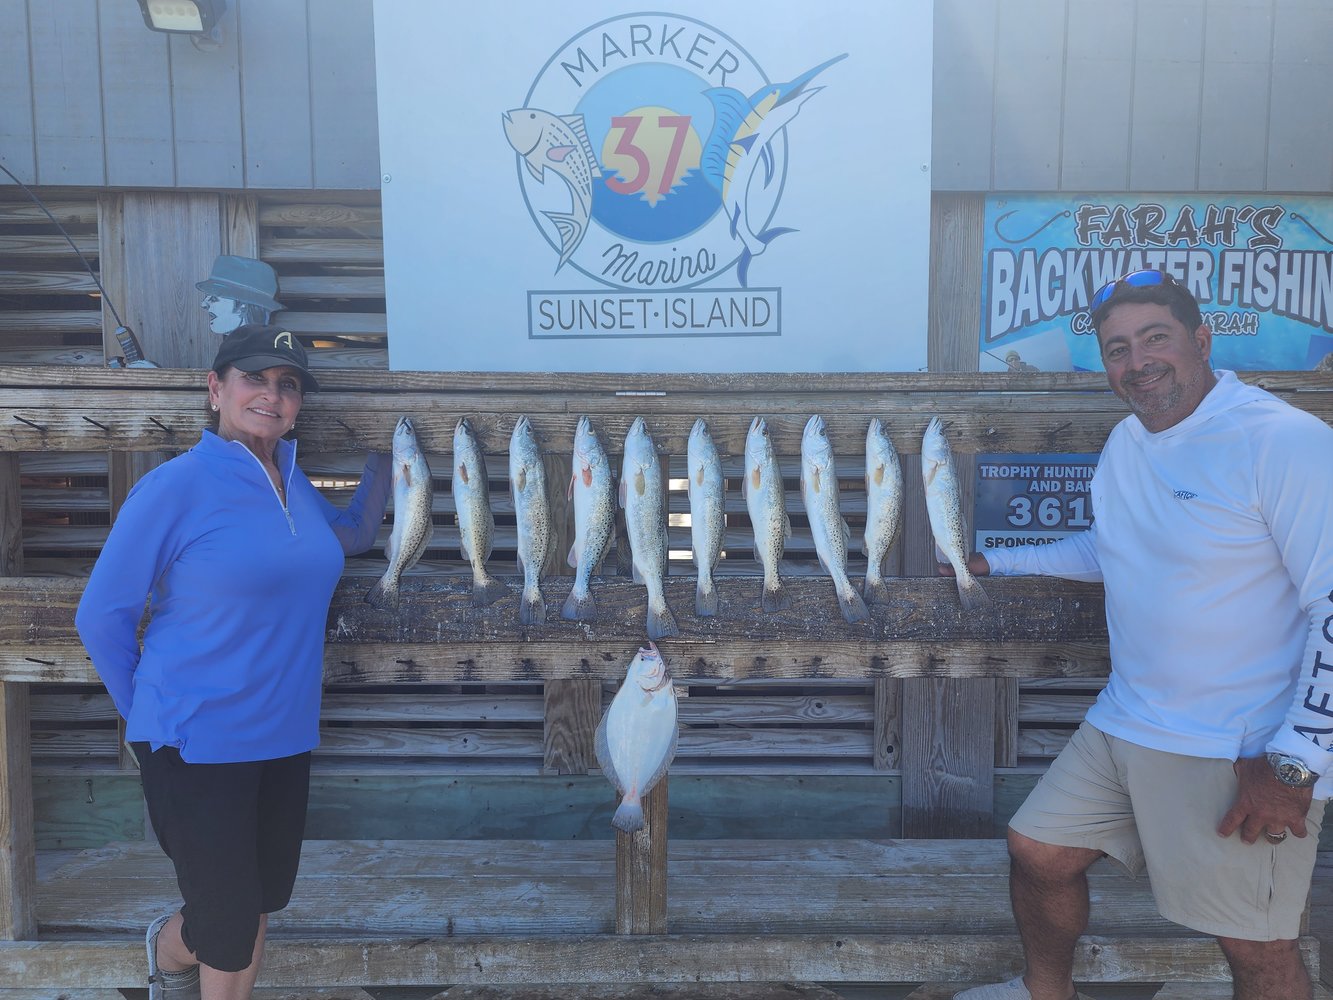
197, 255, 285, 335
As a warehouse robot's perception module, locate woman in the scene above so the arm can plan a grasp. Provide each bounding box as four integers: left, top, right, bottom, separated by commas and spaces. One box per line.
76, 325, 393, 1000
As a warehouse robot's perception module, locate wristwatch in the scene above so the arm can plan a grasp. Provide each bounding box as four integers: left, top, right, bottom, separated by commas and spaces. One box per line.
1267, 752, 1319, 788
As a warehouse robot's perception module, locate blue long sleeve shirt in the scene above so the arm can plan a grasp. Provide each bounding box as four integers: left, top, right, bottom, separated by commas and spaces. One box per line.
75, 430, 391, 763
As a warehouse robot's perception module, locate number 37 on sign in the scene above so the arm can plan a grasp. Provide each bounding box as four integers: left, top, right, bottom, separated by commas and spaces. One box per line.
973, 453, 1097, 551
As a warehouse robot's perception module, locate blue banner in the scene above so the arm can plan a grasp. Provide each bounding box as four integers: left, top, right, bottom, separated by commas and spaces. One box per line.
980, 194, 1333, 372
974, 453, 1097, 553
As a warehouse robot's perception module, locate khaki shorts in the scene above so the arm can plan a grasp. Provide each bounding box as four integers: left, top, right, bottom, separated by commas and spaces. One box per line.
1010, 721, 1323, 941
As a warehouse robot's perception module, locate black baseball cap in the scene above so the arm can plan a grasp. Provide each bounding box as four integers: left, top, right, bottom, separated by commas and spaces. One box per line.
211, 324, 319, 393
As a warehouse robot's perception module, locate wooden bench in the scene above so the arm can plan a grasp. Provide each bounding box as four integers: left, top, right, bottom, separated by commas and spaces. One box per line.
1, 367, 1330, 995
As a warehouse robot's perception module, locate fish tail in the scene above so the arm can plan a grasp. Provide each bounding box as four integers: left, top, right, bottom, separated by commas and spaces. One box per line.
761, 578, 791, 613
472, 571, 509, 608
837, 582, 871, 625
519, 585, 546, 626
611, 796, 645, 833
365, 574, 401, 611
647, 598, 679, 640
542, 210, 586, 270
957, 573, 992, 612
863, 572, 892, 607
695, 575, 719, 617
561, 583, 596, 621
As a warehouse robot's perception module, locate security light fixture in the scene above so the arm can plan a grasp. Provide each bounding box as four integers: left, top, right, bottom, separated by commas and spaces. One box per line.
136, 0, 227, 36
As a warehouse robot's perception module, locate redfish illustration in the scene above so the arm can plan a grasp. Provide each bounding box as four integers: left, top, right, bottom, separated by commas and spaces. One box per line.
503, 108, 602, 271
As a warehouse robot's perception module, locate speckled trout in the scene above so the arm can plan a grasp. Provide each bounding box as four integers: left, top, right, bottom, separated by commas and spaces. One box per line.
687, 418, 725, 617
863, 417, 904, 606
562, 416, 616, 622
453, 417, 508, 607
922, 416, 990, 611
743, 416, 791, 612
800, 414, 869, 624
595, 642, 678, 833
621, 417, 678, 640
509, 415, 551, 626
366, 416, 433, 611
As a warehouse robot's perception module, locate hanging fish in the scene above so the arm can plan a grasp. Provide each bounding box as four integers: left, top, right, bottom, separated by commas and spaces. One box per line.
687, 418, 725, 617
595, 642, 679, 833
562, 416, 617, 622
799, 414, 869, 624
366, 416, 433, 611
509, 415, 551, 626
453, 417, 508, 607
863, 417, 904, 606
922, 417, 991, 611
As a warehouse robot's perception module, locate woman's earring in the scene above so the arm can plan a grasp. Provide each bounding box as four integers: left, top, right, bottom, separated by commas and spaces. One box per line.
211, 403, 219, 412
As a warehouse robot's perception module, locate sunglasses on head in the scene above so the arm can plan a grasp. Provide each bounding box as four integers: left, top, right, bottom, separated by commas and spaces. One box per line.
1090, 269, 1180, 312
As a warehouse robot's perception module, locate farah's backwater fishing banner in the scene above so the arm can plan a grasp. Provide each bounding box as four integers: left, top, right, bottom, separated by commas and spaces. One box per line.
373, 1, 933, 373
980, 194, 1333, 373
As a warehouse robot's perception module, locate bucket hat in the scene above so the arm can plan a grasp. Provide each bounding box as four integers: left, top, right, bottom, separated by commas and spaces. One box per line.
196, 255, 284, 313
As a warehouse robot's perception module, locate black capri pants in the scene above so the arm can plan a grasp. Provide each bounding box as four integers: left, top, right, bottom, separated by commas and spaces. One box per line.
135, 744, 311, 972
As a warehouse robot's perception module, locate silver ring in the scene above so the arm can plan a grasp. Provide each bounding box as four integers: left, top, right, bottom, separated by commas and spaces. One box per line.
1265, 830, 1288, 843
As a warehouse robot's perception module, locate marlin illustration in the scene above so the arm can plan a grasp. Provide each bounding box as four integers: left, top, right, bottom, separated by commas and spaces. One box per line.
700, 54, 847, 287
503, 108, 603, 271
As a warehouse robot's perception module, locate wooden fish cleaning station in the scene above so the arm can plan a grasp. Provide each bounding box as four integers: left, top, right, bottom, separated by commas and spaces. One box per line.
0, 365, 1330, 998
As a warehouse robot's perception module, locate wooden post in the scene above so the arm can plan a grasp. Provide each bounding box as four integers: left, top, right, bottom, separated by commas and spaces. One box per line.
899, 192, 1000, 838
615, 779, 668, 934
0, 453, 36, 939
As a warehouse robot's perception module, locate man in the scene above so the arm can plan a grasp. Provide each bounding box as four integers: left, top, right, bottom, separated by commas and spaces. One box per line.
952, 270, 1333, 1000
197, 255, 285, 335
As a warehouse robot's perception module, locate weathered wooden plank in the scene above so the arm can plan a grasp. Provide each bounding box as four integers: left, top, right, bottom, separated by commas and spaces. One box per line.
0, 311, 102, 336
0, 348, 101, 367
901, 678, 996, 838
2, 574, 1109, 649
258, 203, 382, 228
278, 312, 388, 336
0, 682, 35, 940
543, 679, 600, 774
0, 272, 98, 295
928, 195, 984, 373
0, 934, 1262, 987
995, 677, 1019, 768
907, 989, 1095, 1000
261, 239, 384, 264
277, 276, 385, 299
616, 781, 668, 935
873, 678, 902, 771
432, 985, 840, 1000
0, 204, 97, 227
0, 236, 98, 259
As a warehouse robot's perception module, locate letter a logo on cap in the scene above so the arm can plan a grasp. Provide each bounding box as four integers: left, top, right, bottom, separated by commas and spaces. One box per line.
273, 331, 295, 350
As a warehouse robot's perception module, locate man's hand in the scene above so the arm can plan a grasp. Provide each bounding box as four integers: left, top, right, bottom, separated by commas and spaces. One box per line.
1217, 755, 1314, 844
937, 553, 991, 578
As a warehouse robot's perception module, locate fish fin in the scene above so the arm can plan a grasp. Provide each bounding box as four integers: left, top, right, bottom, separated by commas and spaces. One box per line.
872, 464, 884, 487
757, 225, 797, 246
647, 600, 679, 640
957, 574, 992, 612
729, 202, 742, 240
514, 468, 527, 493
456, 460, 470, 486
542, 210, 586, 271
631, 561, 645, 585
761, 581, 791, 612
561, 584, 597, 622
559, 114, 602, 176
618, 475, 627, 509
524, 158, 544, 182
837, 584, 871, 625
566, 542, 579, 571
518, 585, 546, 626
783, 513, 792, 541
840, 516, 851, 546
699, 87, 751, 189
863, 574, 892, 607
860, 534, 870, 558
694, 463, 704, 487
611, 796, 645, 833
567, 470, 575, 501
640, 726, 679, 796
472, 572, 509, 608
545, 144, 575, 162
364, 574, 400, 611
384, 531, 397, 564
634, 469, 646, 496
695, 577, 719, 617
737, 247, 752, 288
746, 465, 760, 495
516, 551, 526, 576
761, 141, 775, 185
733, 132, 760, 154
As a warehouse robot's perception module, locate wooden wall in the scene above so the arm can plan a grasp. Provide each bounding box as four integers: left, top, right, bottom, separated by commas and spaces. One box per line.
3, 1, 1330, 193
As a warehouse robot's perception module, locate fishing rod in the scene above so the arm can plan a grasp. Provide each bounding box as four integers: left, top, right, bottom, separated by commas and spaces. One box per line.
0, 161, 155, 367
